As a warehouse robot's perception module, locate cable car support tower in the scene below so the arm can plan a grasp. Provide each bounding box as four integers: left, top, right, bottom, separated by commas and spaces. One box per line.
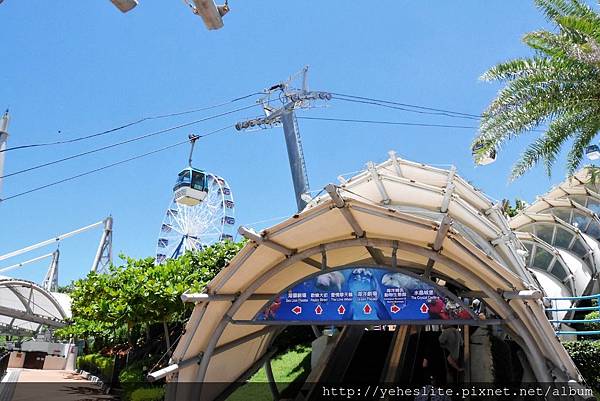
0, 217, 114, 291
0, 109, 10, 199
235, 67, 331, 212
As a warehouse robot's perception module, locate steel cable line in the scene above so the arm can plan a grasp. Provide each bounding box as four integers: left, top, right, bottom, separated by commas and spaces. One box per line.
0, 92, 263, 153
1, 103, 259, 179
332, 96, 481, 121
330, 92, 482, 119
0, 125, 232, 202
297, 116, 478, 129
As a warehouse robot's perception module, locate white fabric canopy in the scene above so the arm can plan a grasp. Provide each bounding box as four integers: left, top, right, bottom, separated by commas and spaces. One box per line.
0, 277, 70, 335
164, 152, 589, 401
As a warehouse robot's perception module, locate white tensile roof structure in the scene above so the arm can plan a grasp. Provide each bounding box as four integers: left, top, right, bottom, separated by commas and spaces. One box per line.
0, 277, 71, 336
162, 152, 595, 401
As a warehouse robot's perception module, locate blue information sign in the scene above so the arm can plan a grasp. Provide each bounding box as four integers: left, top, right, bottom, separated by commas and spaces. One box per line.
254, 267, 474, 322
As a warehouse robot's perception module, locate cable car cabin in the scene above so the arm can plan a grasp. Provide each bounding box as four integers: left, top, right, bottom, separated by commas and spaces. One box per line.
472, 142, 497, 165
586, 145, 600, 161
190, 0, 229, 30
173, 168, 209, 206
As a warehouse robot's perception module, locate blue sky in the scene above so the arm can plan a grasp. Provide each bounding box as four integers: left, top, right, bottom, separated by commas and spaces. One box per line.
0, 1, 576, 285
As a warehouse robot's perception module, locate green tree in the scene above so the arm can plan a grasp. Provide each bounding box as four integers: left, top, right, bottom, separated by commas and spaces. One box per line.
56, 240, 244, 348
501, 198, 528, 217
473, 0, 600, 179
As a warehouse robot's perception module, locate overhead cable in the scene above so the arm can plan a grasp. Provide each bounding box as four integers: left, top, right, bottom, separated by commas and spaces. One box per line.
330, 92, 482, 119
332, 96, 481, 121
297, 116, 477, 129
0, 126, 232, 202
0, 92, 262, 153
1, 104, 258, 179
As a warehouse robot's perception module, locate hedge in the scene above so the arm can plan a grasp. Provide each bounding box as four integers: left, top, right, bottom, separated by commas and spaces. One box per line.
77, 353, 114, 379
564, 341, 600, 390
130, 387, 165, 401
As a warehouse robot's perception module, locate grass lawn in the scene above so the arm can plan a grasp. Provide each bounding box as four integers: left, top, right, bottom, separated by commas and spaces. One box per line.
226, 344, 312, 401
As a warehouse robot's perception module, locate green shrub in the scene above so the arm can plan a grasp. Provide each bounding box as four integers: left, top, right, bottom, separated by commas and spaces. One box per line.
130, 387, 164, 401
585, 311, 600, 332
77, 353, 114, 379
119, 365, 144, 395
564, 341, 600, 390
119, 361, 154, 401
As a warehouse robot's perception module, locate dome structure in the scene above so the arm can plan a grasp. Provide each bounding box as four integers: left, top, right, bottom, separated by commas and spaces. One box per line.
159, 152, 595, 400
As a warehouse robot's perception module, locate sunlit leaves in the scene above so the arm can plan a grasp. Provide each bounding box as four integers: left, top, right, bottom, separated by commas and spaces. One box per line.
474, 0, 600, 179
55, 240, 244, 340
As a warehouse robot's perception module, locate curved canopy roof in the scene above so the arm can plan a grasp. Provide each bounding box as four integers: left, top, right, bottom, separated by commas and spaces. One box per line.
0, 277, 70, 335
163, 152, 583, 401
511, 168, 600, 299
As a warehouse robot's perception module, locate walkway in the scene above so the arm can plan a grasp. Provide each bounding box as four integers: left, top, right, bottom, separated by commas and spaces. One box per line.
1, 369, 116, 401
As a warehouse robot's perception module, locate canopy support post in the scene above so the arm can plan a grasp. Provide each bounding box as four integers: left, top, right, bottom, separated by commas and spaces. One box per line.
391, 241, 398, 269
238, 226, 295, 257
424, 215, 452, 279
463, 324, 471, 385
367, 246, 386, 265
440, 166, 456, 214
388, 150, 403, 177
264, 358, 280, 400
325, 184, 365, 237
367, 161, 391, 205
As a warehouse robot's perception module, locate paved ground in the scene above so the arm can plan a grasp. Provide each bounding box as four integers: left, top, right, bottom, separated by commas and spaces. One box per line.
3, 369, 117, 401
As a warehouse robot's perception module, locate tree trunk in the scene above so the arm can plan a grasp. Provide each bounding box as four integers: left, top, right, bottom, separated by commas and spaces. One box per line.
163, 320, 171, 352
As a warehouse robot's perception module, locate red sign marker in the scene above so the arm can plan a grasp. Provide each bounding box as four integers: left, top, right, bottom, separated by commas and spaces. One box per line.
363, 304, 372, 314
420, 303, 429, 314
337, 305, 346, 315
292, 306, 302, 315
390, 304, 400, 314
315, 305, 323, 315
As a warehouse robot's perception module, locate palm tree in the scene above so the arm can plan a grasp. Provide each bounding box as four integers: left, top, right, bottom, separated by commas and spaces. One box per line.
473, 0, 600, 180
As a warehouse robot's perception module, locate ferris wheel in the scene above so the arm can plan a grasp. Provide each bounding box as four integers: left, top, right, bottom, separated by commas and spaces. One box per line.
155, 136, 235, 263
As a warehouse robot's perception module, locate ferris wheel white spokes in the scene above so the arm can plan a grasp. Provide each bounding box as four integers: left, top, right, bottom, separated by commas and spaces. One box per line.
156, 172, 235, 263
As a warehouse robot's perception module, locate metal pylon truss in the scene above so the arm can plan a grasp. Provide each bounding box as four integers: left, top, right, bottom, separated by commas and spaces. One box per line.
92, 217, 113, 273
41, 250, 59, 292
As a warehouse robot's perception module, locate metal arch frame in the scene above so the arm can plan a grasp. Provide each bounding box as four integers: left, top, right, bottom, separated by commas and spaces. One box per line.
227, 192, 569, 380
338, 168, 531, 280
189, 236, 554, 399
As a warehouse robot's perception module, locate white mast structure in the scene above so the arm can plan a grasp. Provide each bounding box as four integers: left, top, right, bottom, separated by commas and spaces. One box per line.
0, 109, 10, 199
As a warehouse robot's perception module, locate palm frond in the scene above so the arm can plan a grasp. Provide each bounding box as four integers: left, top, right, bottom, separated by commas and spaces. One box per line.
566, 121, 600, 174
510, 111, 590, 180
478, 0, 600, 178
534, 0, 593, 23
